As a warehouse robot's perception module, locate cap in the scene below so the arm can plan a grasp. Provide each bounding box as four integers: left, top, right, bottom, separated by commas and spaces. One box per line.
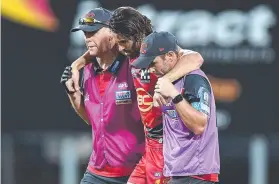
70, 7, 112, 32
132, 31, 179, 68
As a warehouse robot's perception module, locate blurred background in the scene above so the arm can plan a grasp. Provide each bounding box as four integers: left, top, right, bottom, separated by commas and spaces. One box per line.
1, 0, 279, 184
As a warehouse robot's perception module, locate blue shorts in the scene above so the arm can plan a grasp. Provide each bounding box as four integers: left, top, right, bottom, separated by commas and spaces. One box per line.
80, 170, 129, 184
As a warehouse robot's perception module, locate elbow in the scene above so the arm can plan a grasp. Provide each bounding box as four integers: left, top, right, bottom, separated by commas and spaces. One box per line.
192, 125, 206, 135
195, 52, 204, 67
192, 116, 207, 135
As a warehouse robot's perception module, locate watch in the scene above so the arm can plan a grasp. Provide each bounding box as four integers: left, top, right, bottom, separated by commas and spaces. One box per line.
172, 94, 184, 104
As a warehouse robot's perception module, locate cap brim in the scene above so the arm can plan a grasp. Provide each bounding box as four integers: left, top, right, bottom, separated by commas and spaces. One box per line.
70, 24, 104, 32
131, 55, 156, 68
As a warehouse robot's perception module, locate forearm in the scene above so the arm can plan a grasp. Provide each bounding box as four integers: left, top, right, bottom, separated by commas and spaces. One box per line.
163, 50, 203, 82
170, 91, 207, 135
68, 92, 90, 124
71, 52, 92, 70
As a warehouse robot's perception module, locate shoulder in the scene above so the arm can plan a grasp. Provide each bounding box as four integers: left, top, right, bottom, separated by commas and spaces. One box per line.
179, 49, 197, 56
183, 74, 211, 94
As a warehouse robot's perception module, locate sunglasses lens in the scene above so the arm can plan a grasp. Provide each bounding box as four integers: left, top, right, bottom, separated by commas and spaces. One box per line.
79, 17, 95, 25
84, 17, 94, 23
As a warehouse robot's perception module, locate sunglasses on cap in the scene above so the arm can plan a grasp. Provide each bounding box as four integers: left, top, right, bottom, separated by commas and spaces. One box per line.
79, 17, 108, 26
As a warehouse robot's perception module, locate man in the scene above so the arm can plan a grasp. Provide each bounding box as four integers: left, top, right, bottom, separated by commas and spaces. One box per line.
133, 31, 220, 184
70, 7, 204, 184
60, 8, 145, 184
109, 7, 205, 184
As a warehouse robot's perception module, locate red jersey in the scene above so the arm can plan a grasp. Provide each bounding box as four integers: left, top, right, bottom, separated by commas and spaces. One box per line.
130, 58, 163, 140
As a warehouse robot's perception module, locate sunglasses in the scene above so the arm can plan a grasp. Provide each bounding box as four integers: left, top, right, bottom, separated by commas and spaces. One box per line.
79, 17, 108, 26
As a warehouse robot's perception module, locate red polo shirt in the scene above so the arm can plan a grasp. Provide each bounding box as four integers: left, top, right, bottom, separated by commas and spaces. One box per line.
86, 58, 134, 177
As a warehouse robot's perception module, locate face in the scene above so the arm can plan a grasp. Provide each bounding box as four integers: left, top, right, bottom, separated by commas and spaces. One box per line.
149, 52, 177, 77
83, 27, 115, 56
112, 33, 140, 58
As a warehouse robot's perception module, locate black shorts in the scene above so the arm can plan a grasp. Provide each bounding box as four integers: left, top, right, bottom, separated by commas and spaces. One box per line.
80, 170, 129, 184
169, 176, 218, 184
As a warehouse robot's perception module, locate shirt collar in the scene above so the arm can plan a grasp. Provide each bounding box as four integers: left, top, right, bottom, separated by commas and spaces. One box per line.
92, 54, 126, 75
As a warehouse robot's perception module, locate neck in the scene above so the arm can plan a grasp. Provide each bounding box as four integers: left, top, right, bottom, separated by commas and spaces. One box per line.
97, 47, 118, 70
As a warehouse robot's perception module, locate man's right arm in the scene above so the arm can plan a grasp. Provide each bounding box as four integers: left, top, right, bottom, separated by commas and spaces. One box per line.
61, 66, 90, 125
67, 89, 90, 125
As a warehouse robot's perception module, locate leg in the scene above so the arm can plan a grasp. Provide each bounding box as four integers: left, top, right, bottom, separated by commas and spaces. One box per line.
146, 145, 169, 184
169, 176, 216, 184
80, 171, 107, 184
101, 175, 129, 184
127, 151, 147, 184
80, 171, 129, 184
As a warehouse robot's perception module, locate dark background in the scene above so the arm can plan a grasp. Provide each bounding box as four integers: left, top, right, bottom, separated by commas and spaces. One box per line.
2, 0, 279, 184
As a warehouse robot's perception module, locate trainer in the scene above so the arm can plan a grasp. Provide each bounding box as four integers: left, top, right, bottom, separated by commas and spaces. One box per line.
133, 31, 220, 184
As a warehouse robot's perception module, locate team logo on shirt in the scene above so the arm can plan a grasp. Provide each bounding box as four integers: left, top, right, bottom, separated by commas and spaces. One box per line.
118, 82, 128, 89
165, 110, 178, 119
154, 172, 161, 178
163, 102, 178, 119
140, 69, 150, 83
115, 90, 132, 105
197, 87, 210, 116
136, 88, 153, 112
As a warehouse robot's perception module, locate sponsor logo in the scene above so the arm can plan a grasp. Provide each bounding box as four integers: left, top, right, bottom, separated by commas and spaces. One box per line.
140, 69, 150, 83
115, 90, 132, 105
154, 172, 161, 178
166, 110, 178, 119
136, 88, 153, 112
70, 2, 276, 64
138, 4, 277, 64
118, 82, 128, 89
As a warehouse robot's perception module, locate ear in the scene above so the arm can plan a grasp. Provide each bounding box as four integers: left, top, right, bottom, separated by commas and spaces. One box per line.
108, 32, 115, 44
166, 51, 176, 57
109, 35, 113, 41
166, 51, 176, 63
109, 36, 115, 49
165, 51, 173, 60
107, 29, 113, 41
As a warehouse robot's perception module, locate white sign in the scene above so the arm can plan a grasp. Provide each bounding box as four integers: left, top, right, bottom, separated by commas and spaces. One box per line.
68, 1, 277, 64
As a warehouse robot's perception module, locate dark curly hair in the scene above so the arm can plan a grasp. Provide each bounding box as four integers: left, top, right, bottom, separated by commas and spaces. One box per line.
109, 6, 153, 42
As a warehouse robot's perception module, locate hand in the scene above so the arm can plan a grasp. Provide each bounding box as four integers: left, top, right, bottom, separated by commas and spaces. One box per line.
71, 68, 81, 93
60, 66, 75, 94
154, 78, 179, 98
153, 92, 168, 107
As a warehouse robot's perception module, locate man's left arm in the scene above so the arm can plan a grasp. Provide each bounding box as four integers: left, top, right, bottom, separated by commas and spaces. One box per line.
155, 75, 211, 135
153, 49, 203, 106
163, 49, 203, 82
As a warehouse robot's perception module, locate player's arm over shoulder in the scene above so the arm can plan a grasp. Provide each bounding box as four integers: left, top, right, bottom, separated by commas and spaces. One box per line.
180, 48, 197, 56
183, 74, 211, 116
163, 48, 203, 82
